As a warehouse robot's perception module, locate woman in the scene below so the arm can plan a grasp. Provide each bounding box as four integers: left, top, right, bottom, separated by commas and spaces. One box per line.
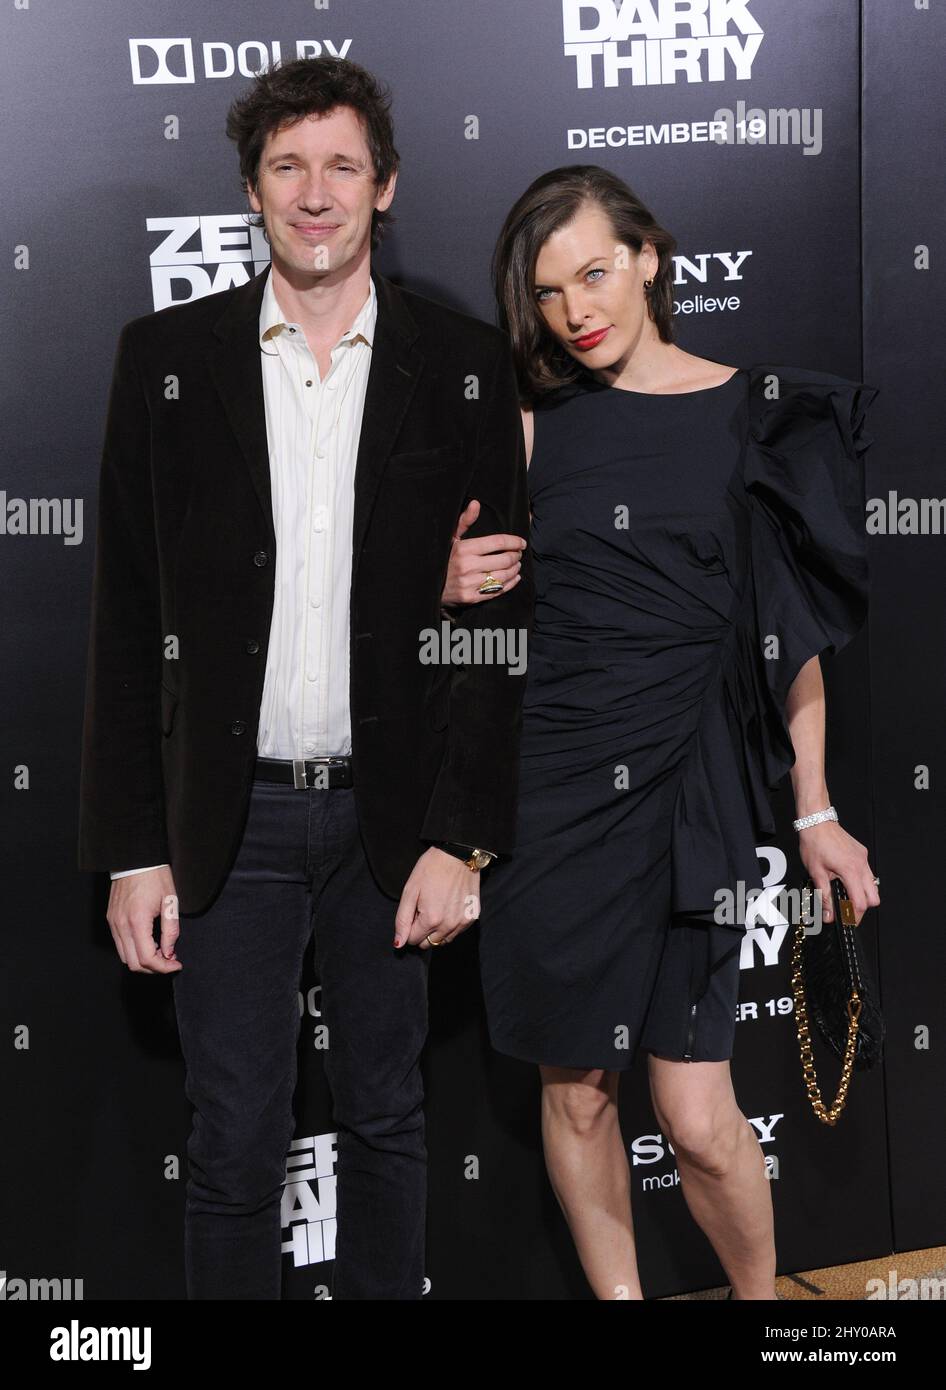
437, 166, 880, 1301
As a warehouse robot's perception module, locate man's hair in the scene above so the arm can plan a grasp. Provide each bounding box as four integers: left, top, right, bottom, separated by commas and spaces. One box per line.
226, 56, 400, 249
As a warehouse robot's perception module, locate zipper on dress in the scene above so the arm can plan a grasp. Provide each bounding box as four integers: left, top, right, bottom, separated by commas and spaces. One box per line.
683, 1002, 698, 1061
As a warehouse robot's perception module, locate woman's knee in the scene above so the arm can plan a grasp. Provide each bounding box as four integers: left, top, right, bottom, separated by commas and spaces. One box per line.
540, 1066, 617, 1137
648, 1058, 745, 1171
663, 1096, 750, 1172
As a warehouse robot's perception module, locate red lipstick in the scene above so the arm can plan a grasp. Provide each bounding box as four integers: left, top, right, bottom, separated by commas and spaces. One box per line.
572, 325, 611, 350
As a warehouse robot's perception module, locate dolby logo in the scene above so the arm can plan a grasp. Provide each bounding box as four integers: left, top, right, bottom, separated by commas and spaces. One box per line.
128, 38, 353, 85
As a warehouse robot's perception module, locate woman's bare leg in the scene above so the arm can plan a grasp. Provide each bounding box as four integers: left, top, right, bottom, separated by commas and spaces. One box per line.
647, 1052, 776, 1299
539, 1064, 642, 1299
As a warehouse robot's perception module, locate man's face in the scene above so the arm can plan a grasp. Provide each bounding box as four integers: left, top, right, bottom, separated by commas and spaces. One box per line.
247, 105, 396, 281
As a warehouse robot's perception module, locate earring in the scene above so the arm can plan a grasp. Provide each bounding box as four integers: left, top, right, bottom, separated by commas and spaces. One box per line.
643, 277, 654, 289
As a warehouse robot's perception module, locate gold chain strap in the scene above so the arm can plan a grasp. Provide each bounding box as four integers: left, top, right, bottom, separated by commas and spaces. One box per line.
790, 912, 862, 1125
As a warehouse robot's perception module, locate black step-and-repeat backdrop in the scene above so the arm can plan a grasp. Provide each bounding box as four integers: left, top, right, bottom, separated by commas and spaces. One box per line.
2, 0, 942, 1300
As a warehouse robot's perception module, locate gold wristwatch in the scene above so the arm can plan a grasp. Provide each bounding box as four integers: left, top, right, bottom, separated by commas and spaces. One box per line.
434, 841, 496, 871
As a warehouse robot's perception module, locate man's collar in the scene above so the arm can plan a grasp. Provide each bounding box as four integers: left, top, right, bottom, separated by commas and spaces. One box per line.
259, 270, 377, 354
211, 261, 418, 355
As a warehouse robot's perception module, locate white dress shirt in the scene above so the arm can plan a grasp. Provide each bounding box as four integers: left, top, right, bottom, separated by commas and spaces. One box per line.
111, 269, 376, 879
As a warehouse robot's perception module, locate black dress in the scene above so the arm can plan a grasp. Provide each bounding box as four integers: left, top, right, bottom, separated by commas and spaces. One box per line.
478, 364, 877, 1069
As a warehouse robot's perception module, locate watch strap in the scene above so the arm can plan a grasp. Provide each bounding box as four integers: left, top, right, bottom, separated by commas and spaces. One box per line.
432, 841, 496, 866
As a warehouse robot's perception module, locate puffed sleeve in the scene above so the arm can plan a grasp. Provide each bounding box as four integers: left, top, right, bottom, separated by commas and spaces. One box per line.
668, 364, 879, 930
740, 364, 878, 792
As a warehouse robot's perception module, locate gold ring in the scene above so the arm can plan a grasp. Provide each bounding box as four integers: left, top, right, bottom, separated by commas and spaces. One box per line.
477, 572, 504, 595
425, 933, 445, 947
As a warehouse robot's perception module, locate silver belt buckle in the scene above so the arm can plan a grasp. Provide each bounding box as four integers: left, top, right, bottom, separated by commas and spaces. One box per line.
292, 756, 344, 789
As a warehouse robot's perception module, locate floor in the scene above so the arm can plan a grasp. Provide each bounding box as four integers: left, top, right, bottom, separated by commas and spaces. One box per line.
660, 1247, 946, 1300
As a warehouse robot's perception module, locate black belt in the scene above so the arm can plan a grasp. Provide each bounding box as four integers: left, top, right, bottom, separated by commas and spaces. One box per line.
254, 756, 354, 789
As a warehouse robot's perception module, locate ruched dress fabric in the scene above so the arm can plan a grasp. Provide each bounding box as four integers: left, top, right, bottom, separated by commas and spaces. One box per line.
478, 364, 877, 1068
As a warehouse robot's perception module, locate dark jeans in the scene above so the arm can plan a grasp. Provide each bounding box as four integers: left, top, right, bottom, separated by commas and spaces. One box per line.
170, 775, 430, 1300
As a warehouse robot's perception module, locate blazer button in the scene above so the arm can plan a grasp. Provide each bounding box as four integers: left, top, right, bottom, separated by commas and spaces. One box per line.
244, 639, 260, 654
231, 720, 247, 735
253, 550, 270, 567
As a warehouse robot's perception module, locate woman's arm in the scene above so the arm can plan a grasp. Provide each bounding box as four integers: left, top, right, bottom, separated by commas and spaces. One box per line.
786, 655, 880, 924
440, 405, 532, 608
785, 655, 830, 819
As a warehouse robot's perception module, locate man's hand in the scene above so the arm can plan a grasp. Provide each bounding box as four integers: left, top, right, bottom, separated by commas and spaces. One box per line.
440, 498, 526, 607
394, 847, 482, 949
798, 821, 880, 925
107, 866, 183, 973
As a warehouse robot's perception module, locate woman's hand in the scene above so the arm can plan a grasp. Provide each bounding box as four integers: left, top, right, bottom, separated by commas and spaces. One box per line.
394, 847, 481, 949
798, 820, 880, 925
441, 499, 527, 607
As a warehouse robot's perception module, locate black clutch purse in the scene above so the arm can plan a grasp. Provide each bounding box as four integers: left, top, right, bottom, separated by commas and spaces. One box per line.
790, 875, 884, 1125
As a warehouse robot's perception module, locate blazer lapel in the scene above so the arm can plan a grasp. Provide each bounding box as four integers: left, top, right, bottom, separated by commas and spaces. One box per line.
207, 266, 274, 541
206, 262, 424, 574
351, 268, 423, 580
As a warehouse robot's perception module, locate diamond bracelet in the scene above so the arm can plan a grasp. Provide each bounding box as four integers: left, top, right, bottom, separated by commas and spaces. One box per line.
793, 805, 838, 831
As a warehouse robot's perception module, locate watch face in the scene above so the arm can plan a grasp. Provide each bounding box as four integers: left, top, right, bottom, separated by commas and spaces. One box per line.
471, 850, 493, 869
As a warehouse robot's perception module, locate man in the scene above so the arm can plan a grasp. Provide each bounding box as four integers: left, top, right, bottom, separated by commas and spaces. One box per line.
77, 56, 532, 1300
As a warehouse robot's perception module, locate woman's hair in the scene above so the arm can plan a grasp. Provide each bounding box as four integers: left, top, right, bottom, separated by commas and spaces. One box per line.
491, 165, 678, 402
225, 56, 400, 249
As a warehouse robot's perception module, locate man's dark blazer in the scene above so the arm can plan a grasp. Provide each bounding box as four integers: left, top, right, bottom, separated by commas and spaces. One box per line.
77, 263, 534, 915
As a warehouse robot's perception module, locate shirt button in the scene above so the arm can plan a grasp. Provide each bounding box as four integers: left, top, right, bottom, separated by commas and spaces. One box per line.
306, 673, 317, 683
253, 550, 270, 567
310, 595, 322, 608
305, 380, 313, 387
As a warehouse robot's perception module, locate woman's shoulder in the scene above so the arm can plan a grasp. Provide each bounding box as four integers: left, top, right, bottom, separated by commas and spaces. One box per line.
740, 362, 879, 413
520, 380, 591, 470
739, 361, 879, 459
742, 361, 869, 389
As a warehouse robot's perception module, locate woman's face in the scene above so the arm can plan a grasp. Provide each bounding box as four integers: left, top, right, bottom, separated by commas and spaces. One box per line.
532, 202, 658, 372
